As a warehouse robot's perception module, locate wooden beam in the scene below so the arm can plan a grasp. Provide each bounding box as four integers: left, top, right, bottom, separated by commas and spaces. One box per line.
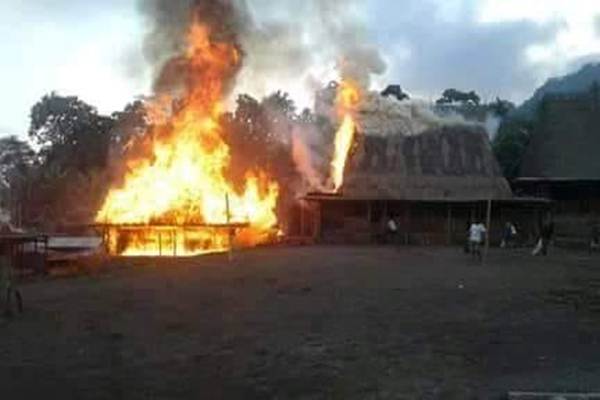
447, 205, 452, 245
485, 199, 492, 260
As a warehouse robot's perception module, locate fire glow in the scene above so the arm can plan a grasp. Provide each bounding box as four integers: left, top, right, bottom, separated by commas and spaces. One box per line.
96, 24, 279, 256
330, 80, 361, 191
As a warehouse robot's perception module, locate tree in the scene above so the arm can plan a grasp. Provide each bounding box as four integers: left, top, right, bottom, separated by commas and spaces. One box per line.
436, 88, 481, 105
488, 97, 516, 118
381, 84, 410, 101
21, 93, 118, 227
262, 90, 296, 119
492, 118, 533, 178
0, 136, 35, 222
0, 136, 35, 188
29, 92, 115, 172
111, 100, 149, 146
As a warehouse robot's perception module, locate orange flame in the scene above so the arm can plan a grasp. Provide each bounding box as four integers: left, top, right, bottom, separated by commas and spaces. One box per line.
96, 23, 279, 256
330, 80, 360, 191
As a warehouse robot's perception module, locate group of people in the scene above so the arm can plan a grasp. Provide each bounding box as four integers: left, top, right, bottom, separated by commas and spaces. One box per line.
385, 212, 560, 259
466, 218, 557, 260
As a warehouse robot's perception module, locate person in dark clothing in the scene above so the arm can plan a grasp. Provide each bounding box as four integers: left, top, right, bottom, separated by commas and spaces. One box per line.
590, 224, 599, 253
540, 220, 554, 256
501, 221, 517, 248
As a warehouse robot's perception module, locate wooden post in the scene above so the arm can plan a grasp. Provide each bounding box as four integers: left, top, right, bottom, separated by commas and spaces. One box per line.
485, 199, 492, 260
404, 202, 411, 245
314, 202, 322, 240
158, 232, 162, 256
105, 227, 110, 255
447, 204, 452, 245
226, 193, 233, 262
366, 201, 373, 242
300, 200, 305, 237
173, 229, 177, 256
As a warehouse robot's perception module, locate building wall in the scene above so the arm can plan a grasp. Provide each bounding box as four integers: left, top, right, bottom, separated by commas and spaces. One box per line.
310, 200, 544, 247
513, 180, 600, 246
520, 86, 600, 178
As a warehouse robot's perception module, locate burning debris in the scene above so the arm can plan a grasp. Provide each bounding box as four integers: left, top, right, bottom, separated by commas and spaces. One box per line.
330, 80, 361, 191
94, 0, 490, 257
97, 1, 279, 256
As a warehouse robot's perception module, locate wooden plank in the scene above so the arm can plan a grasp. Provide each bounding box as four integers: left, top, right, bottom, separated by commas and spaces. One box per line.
89, 222, 249, 229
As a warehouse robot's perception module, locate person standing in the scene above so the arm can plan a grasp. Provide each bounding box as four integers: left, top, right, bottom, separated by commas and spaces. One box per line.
540, 219, 554, 256
386, 216, 398, 244
1, 241, 22, 317
501, 221, 517, 248
469, 220, 487, 261
532, 219, 554, 256
590, 223, 600, 253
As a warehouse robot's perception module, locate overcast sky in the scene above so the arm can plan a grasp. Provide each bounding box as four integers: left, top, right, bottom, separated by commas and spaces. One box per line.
1, 0, 599, 136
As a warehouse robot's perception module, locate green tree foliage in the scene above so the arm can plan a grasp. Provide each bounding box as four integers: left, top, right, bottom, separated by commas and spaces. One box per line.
0, 136, 36, 222
223, 91, 298, 188
381, 84, 410, 101
29, 92, 115, 171
111, 100, 148, 147
0, 93, 125, 228
488, 97, 516, 118
0, 136, 35, 188
436, 88, 481, 105
492, 118, 533, 178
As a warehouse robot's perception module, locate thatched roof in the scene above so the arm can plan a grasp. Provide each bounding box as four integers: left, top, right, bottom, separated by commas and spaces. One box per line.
340, 125, 512, 201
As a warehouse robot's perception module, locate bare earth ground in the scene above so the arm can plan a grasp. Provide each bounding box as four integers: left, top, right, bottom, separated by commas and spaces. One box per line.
2, 246, 600, 399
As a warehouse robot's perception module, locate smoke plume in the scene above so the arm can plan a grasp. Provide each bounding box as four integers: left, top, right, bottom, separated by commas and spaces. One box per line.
135, 0, 485, 194
138, 0, 250, 95
137, 0, 387, 103
235, 0, 387, 106
291, 123, 328, 192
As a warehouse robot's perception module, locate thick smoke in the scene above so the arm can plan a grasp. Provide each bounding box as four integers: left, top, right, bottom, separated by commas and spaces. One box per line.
137, 0, 388, 100
138, 0, 250, 95
233, 1, 388, 192
291, 123, 328, 192
134, 0, 486, 194
234, 0, 387, 106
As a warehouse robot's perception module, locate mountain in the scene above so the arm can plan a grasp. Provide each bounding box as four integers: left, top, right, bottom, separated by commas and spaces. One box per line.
514, 62, 600, 119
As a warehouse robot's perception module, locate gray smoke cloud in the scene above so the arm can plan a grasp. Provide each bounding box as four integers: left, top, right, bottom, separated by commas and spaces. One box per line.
137, 0, 251, 95
235, 0, 387, 107
595, 15, 600, 37
136, 0, 386, 103
291, 123, 328, 192
234, 1, 388, 190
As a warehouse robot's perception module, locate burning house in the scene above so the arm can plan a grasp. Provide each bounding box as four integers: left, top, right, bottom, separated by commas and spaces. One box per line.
94, 3, 281, 257
86, 0, 551, 255
514, 83, 600, 247
299, 91, 549, 245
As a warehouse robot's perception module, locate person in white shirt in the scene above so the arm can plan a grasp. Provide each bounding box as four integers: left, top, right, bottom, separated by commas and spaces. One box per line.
469, 221, 487, 261
387, 216, 398, 244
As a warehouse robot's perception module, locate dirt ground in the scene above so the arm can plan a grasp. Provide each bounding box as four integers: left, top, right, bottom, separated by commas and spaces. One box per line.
2, 245, 600, 399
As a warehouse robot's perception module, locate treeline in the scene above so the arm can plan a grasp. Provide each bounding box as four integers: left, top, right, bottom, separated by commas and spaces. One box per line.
0, 91, 322, 230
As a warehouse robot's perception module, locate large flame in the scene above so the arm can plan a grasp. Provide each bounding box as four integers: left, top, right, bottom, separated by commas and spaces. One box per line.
330, 80, 360, 191
96, 24, 279, 256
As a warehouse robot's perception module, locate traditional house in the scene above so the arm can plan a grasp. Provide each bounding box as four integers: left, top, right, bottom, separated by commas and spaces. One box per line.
299, 124, 548, 245
514, 83, 600, 247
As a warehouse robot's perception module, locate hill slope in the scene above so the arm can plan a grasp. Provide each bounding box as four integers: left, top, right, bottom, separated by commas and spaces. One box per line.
515, 62, 600, 119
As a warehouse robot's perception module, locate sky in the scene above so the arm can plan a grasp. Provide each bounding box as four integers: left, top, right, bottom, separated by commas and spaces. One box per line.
1, 0, 599, 137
